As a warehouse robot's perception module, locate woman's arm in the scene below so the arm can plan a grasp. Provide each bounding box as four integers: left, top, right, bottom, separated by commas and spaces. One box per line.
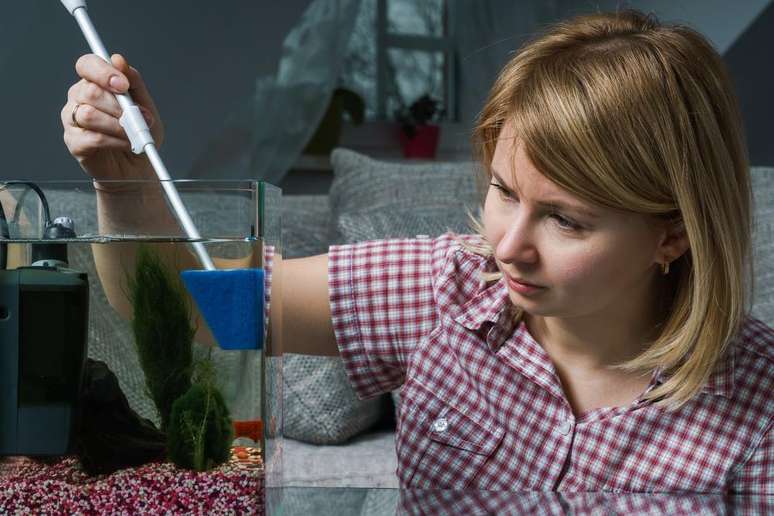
91, 189, 337, 356
94, 241, 337, 356
281, 253, 338, 357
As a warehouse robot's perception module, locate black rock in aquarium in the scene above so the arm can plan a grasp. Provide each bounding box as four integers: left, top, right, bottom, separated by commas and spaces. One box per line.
76, 359, 166, 475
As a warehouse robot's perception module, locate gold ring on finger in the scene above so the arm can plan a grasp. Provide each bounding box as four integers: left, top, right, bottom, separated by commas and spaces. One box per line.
71, 103, 82, 129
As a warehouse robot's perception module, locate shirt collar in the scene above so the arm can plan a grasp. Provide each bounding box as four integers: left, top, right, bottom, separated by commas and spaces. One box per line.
702, 348, 735, 397
453, 276, 511, 331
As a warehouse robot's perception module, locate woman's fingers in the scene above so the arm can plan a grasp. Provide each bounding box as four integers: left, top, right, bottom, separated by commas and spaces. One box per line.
111, 54, 158, 114
63, 52, 163, 162
62, 101, 126, 138
64, 128, 131, 160
111, 54, 163, 143
71, 54, 158, 126
75, 53, 129, 95
67, 78, 122, 118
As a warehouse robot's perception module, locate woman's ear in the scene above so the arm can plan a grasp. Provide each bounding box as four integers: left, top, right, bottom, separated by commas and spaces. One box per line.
655, 219, 690, 264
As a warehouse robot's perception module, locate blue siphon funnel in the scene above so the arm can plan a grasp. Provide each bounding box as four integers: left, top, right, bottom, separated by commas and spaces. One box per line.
180, 269, 265, 350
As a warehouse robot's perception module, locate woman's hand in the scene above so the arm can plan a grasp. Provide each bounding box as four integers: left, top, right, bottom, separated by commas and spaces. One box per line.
61, 53, 164, 183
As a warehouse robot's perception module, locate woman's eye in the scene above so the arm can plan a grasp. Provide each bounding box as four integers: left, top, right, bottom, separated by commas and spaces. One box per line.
490, 182, 515, 201
551, 213, 582, 231
490, 182, 585, 232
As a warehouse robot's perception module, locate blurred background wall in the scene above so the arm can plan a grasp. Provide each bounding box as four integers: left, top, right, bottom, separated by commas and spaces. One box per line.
0, 0, 771, 186
0, 0, 312, 181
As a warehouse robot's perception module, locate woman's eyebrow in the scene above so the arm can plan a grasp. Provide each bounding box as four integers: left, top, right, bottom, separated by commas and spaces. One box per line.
490, 168, 600, 219
490, 169, 514, 191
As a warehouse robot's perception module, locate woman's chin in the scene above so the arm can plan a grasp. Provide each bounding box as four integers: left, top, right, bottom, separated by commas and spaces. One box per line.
508, 294, 559, 317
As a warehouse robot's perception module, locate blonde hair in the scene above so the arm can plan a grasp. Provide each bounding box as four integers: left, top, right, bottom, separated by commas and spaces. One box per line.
467, 10, 752, 409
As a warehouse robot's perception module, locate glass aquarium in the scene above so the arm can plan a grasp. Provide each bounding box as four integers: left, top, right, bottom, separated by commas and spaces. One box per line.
0, 179, 281, 514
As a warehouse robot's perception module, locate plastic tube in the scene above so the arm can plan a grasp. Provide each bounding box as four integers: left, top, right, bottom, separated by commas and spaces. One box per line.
61, 1, 215, 271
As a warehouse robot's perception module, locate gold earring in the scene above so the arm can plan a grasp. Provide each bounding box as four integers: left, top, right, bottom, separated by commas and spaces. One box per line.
661, 261, 670, 275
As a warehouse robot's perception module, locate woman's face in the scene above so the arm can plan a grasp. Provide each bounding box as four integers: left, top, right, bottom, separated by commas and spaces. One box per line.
483, 125, 666, 321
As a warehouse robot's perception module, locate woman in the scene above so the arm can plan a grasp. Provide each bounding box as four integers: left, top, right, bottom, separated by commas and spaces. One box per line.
62, 10, 772, 492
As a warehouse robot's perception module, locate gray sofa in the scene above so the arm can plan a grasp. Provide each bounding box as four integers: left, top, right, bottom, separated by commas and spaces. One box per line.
39, 148, 773, 491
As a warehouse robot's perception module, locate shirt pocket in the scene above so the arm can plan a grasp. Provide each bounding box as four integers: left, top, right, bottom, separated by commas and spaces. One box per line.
397, 381, 505, 489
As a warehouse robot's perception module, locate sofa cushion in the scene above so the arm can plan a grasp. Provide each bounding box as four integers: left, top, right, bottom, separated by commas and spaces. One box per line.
281, 194, 330, 258
337, 204, 479, 244
328, 148, 482, 244
280, 194, 387, 444
282, 354, 386, 445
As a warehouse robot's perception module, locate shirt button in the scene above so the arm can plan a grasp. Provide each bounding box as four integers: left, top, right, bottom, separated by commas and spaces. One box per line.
558, 420, 573, 436
432, 417, 449, 433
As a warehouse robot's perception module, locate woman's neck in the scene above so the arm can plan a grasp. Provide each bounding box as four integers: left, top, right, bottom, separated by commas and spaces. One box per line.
524, 276, 666, 373
523, 284, 666, 416
527, 314, 654, 372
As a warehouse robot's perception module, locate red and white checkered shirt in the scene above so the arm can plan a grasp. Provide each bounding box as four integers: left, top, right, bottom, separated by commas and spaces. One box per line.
328, 233, 774, 493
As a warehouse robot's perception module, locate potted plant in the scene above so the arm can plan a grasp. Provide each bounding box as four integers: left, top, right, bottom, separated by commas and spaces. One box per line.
394, 94, 444, 159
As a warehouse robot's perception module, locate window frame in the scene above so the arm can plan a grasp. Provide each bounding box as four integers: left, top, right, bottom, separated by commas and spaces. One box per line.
375, 0, 457, 121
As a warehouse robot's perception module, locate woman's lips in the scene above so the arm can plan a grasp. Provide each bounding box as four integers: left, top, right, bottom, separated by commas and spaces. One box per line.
506, 275, 546, 295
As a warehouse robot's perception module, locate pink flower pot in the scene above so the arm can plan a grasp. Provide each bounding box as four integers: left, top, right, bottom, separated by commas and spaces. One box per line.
399, 124, 441, 159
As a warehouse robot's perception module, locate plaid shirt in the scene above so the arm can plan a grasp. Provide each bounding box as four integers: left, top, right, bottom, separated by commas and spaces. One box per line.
328, 234, 774, 493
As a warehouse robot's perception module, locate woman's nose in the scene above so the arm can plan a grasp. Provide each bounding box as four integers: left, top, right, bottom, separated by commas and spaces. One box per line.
495, 220, 539, 265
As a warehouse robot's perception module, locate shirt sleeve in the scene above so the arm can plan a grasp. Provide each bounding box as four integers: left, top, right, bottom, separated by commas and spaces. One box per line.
728, 425, 773, 493
328, 236, 454, 400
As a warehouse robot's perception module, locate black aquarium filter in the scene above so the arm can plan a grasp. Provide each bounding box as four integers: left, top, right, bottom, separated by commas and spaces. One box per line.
0, 266, 89, 455
0, 182, 88, 456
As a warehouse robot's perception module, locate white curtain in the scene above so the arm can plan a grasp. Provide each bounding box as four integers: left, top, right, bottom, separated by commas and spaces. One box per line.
188, 0, 361, 182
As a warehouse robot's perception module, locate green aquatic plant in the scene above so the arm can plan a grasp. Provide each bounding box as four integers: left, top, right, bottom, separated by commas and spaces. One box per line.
128, 245, 195, 433
167, 357, 233, 471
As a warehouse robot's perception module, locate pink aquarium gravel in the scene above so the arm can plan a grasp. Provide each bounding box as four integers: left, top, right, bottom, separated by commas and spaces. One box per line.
0, 451, 263, 515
